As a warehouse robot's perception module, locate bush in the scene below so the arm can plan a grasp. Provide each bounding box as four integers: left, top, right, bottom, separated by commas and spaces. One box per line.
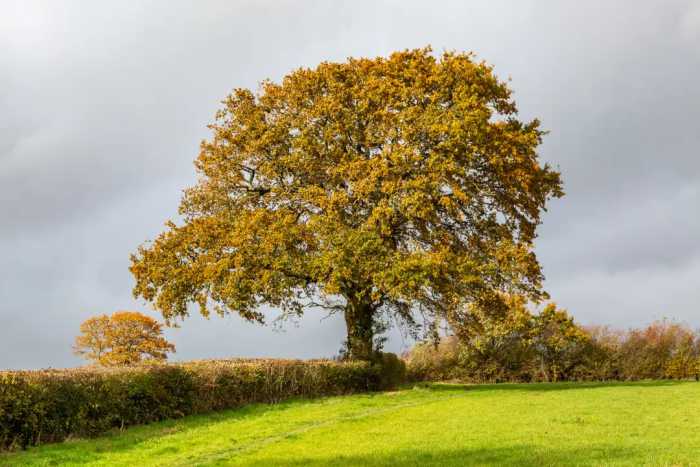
0, 358, 380, 451
617, 321, 699, 380
405, 320, 700, 384
373, 352, 407, 390
404, 337, 463, 382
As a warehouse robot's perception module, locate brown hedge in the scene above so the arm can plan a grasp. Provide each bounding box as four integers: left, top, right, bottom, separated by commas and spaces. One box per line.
0, 358, 393, 451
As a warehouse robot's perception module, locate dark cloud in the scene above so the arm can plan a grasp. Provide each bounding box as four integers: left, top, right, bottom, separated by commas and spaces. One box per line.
1, 0, 698, 369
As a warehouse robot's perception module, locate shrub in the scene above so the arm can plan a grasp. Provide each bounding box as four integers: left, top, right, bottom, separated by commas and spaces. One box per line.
0, 358, 382, 451
617, 321, 698, 380
373, 352, 407, 390
405, 319, 700, 384
404, 337, 463, 382
407, 301, 595, 384
573, 326, 623, 381
665, 338, 700, 380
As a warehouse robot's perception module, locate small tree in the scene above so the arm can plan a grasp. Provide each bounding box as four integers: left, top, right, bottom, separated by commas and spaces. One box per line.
578, 325, 624, 381
454, 294, 534, 381
665, 332, 700, 380
73, 311, 175, 366
72, 314, 111, 363
130, 47, 563, 360
408, 295, 591, 382
529, 304, 589, 382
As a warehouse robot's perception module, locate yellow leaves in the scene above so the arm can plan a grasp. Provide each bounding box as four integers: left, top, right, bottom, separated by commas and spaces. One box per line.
130, 47, 563, 336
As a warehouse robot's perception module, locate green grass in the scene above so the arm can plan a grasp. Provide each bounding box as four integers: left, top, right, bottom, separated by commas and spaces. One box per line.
3, 381, 700, 466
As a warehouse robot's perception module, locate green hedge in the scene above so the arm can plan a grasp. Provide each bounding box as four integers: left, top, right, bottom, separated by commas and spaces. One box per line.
0, 357, 398, 451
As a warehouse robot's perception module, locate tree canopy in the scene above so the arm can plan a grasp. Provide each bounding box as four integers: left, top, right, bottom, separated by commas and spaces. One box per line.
130, 47, 563, 359
73, 311, 175, 366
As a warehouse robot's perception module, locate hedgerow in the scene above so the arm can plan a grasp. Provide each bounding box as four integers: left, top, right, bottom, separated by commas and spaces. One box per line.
0, 357, 401, 451
405, 320, 700, 383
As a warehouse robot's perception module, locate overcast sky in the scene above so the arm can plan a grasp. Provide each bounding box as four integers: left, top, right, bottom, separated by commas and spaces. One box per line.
1, 0, 699, 369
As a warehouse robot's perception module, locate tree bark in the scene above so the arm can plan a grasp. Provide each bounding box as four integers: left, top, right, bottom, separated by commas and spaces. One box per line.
343, 296, 376, 361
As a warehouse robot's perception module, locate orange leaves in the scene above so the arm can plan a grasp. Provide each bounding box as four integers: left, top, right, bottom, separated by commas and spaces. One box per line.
73, 311, 175, 366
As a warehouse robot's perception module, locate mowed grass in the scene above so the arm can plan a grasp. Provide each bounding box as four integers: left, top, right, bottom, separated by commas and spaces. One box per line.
3, 381, 700, 466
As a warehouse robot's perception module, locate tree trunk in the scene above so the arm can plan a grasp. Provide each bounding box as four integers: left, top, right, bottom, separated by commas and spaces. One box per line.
540, 355, 550, 382
343, 296, 375, 361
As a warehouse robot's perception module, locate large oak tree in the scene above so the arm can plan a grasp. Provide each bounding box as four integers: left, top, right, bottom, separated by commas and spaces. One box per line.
130, 48, 563, 360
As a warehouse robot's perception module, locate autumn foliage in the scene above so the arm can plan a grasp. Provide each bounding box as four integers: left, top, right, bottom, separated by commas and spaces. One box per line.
130, 47, 563, 360
73, 311, 175, 366
406, 311, 700, 383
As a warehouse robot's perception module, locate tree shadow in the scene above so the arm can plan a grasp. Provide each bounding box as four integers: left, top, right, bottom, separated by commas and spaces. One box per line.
414, 379, 690, 393
242, 444, 640, 467
0, 401, 305, 466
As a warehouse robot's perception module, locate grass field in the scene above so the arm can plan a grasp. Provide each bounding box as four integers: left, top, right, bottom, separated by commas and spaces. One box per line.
2, 381, 700, 466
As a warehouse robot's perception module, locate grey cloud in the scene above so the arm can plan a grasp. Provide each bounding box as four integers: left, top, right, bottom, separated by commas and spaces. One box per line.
1, 0, 698, 369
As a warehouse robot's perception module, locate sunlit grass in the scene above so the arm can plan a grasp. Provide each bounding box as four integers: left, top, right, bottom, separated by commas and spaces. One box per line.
3, 381, 700, 466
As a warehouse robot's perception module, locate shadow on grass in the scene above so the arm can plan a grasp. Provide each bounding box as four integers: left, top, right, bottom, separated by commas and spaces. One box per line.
415, 379, 690, 393
243, 444, 638, 467
0, 400, 307, 466
2, 442, 641, 467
